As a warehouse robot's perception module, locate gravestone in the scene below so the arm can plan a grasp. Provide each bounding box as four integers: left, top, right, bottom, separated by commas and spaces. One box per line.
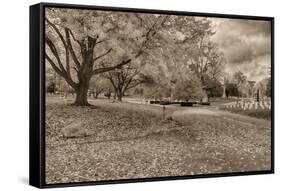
249, 103, 253, 110
254, 102, 258, 110
202, 95, 208, 103
260, 102, 265, 109
243, 103, 248, 110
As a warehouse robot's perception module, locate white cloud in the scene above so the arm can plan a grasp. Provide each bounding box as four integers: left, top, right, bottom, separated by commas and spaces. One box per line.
210, 18, 271, 82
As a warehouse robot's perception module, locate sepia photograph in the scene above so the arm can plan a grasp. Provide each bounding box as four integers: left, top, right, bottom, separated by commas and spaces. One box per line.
44, 6, 273, 185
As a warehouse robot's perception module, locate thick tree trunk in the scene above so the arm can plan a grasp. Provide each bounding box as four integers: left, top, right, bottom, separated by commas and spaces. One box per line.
117, 96, 122, 101
74, 80, 90, 106
94, 91, 100, 99
73, 39, 94, 106
116, 89, 122, 101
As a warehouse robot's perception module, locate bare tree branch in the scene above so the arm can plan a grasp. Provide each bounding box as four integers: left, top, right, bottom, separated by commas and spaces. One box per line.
93, 48, 112, 62
68, 28, 82, 47
46, 18, 76, 83
125, 80, 142, 91
45, 53, 65, 77
65, 28, 81, 69
135, 16, 168, 56
72, 67, 78, 73
91, 59, 132, 76
45, 18, 67, 48
96, 39, 109, 44
64, 28, 71, 77
45, 52, 77, 89
45, 36, 66, 74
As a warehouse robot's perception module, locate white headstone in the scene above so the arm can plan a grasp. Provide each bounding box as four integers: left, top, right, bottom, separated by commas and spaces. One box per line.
244, 103, 249, 110
260, 102, 265, 109
249, 103, 253, 110
255, 102, 258, 110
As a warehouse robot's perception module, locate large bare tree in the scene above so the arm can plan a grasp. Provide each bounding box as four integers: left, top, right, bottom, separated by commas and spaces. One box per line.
46, 18, 134, 105
105, 65, 149, 101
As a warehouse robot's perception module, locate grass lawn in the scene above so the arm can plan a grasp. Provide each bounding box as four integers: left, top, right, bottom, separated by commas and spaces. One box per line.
208, 97, 238, 106
45, 96, 271, 184
220, 107, 271, 120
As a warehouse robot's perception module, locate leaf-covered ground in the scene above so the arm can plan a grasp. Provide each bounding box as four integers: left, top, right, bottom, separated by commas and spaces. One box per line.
45, 97, 271, 184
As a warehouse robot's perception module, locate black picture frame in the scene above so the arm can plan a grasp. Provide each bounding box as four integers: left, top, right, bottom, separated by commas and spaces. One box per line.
30, 2, 274, 189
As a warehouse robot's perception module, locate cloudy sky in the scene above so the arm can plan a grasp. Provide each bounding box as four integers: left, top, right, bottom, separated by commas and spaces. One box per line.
210, 18, 271, 82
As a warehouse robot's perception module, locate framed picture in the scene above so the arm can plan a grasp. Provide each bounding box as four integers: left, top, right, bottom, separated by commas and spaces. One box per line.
30, 2, 274, 188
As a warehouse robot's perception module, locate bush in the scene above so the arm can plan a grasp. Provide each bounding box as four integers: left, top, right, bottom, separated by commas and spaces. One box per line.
47, 82, 56, 93
172, 75, 204, 101
180, 102, 193, 107
160, 100, 171, 105
199, 102, 210, 106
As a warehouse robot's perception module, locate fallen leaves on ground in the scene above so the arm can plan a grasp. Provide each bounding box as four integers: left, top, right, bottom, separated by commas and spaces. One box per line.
45, 97, 271, 184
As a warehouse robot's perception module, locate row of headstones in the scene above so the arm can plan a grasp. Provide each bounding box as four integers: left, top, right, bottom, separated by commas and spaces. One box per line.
226, 101, 271, 110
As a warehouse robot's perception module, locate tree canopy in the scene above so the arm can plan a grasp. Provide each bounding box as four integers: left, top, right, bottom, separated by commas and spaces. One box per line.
45, 8, 227, 105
